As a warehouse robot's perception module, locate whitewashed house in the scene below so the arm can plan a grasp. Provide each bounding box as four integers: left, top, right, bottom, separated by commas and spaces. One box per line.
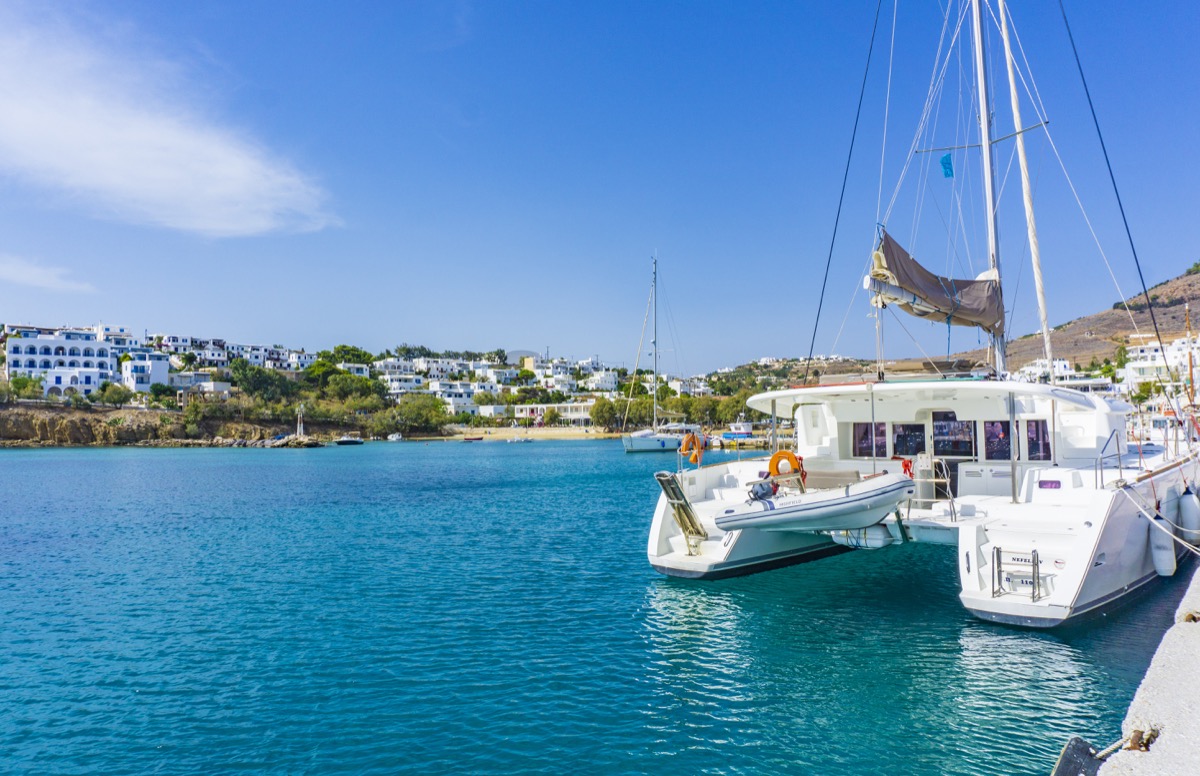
585, 370, 619, 392
121, 350, 170, 393
337, 362, 370, 378
5, 327, 116, 397
289, 351, 318, 371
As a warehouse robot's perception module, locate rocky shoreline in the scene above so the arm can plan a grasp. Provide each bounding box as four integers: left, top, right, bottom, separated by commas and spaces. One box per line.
0, 404, 335, 448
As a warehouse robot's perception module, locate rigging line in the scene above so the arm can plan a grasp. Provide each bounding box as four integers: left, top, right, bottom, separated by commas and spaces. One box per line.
918, 173, 970, 279
1058, 0, 1169, 372
620, 274, 654, 432
875, 0, 899, 224
1008, 9, 1137, 335
801, 0, 883, 386
828, 251, 876, 356
657, 267, 685, 382
886, 307, 947, 377
883, 1, 965, 223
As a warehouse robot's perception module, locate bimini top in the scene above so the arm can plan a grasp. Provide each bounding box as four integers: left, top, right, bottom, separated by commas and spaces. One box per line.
746, 379, 1128, 419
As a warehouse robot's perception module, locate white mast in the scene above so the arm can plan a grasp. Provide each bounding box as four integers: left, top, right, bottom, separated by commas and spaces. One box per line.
970, 0, 1007, 374
998, 0, 1052, 381
652, 256, 658, 428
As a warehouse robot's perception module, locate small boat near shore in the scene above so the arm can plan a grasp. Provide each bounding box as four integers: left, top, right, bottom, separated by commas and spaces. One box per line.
334, 434, 364, 446
386, 432, 403, 442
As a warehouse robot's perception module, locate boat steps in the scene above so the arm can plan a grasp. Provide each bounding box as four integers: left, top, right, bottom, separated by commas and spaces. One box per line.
982, 543, 1056, 601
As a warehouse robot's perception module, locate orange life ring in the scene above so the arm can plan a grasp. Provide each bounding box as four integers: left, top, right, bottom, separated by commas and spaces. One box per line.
679, 432, 705, 466
768, 450, 806, 484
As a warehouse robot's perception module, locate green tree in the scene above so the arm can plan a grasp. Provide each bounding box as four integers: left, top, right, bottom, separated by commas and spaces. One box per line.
473, 391, 498, 405
303, 359, 343, 389
10, 375, 44, 399
393, 393, 449, 433
327, 373, 387, 401
543, 408, 561, 426
486, 348, 507, 365
1114, 344, 1129, 369
516, 369, 536, 386
590, 397, 617, 430
231, 358, 299, 402
97, 382, 135, 408
149, 383, 174, 401
179, 352, 198, 371
318, 344, 377, 366
689, 396, 718, 425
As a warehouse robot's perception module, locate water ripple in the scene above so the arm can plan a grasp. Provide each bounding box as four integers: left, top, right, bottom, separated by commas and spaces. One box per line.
0, 444, 1189, 774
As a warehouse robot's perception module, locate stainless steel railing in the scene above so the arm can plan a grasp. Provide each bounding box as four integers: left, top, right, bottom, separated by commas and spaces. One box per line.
1095, 429, 1124, 488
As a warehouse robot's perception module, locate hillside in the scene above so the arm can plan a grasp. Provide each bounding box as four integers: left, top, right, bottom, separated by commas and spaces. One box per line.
953, 268, 1200, 369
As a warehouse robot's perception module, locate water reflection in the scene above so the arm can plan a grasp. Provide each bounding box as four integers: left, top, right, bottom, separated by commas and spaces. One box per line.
635, 545, 1190, 775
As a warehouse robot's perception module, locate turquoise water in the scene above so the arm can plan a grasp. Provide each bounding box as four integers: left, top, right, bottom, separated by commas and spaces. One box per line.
0, 441, 1190, 774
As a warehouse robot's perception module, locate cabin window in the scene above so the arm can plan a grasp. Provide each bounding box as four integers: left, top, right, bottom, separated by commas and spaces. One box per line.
852, 422, 886, 458
932, 411, 975, 457
892, 423, 925, 456
984, 421, 1011, 460
1027, 420, 1052, 461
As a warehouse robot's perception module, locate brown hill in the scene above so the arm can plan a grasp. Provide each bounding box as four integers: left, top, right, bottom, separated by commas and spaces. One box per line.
954, 268, 1200, 369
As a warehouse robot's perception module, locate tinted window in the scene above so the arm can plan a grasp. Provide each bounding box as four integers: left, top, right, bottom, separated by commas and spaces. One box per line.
893, 423, 926, 456
853, 422, 886, 458
933, 411, 975, 457
984, 421, 1011, 460
1027, 420, 1052, 461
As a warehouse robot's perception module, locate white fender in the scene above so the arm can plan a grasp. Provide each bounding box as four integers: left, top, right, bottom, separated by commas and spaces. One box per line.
1150, 516, 1177, 577
1180, 489, 1200, 547
830, 524, 895, 550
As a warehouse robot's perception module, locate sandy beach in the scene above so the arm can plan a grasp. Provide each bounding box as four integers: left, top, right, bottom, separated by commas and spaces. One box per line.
434, 425, 623, 442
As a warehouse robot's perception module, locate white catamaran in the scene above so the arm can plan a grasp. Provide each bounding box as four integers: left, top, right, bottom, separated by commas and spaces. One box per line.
645, 0, 1200, 627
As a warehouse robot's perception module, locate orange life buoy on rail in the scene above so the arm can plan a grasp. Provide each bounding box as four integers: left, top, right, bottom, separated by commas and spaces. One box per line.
679, 432, 705, 466
768, 450, 807, 484
891, 455, 914, 478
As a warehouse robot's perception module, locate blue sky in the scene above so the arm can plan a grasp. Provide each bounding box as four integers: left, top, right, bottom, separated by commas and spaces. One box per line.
1, 1, 1196, 375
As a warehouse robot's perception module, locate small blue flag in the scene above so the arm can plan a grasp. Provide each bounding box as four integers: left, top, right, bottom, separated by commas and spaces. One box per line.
940, 153, 954, 178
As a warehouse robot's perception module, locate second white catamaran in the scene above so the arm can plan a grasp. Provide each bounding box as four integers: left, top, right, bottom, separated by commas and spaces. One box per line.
646, 0, 1200, 628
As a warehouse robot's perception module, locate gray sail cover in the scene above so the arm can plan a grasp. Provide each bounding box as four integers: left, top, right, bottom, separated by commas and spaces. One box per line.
869, 230, 1005, 336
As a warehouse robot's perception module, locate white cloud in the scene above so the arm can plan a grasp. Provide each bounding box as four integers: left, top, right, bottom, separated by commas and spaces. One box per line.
0, 254, 94, 292
0, 6, 338, 237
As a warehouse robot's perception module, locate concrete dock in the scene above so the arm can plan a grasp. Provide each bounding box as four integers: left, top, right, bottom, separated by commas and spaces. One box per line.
1085, 563, 1200, 774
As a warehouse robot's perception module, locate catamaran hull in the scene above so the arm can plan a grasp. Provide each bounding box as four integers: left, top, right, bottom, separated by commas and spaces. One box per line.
956, 457, 1200, 628
651, 541, 852, 580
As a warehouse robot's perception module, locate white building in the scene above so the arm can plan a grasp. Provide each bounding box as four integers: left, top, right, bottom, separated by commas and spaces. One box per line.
5, 327, 116, 397
480, 400, 596, 426
669, 377, 713, 397
486, 367, 519, 385
337, 362, 370, 378
380, 374, 425, 397
585, 370, 619, 392
96, 324, 141, 358
121, 350, 170, 393
289, 351, 318, 371
373, 357, 413, 375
